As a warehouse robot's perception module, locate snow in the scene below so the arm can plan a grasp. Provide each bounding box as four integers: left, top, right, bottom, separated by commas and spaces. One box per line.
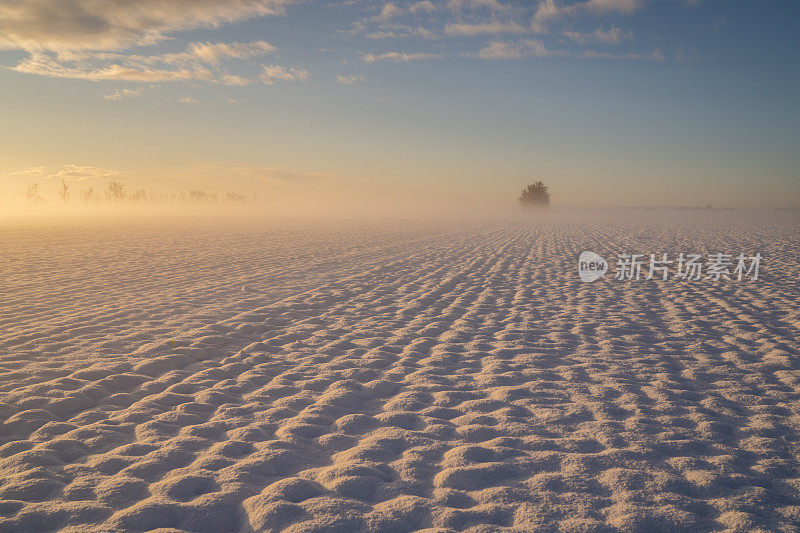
1, 212, 799, 531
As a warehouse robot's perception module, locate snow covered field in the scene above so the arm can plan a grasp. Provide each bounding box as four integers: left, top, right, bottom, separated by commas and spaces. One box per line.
1, 212, 799, 532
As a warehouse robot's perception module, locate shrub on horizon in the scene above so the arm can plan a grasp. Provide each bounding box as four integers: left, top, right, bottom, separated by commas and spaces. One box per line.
26, 183, 44, 205
519, 181, 551, 208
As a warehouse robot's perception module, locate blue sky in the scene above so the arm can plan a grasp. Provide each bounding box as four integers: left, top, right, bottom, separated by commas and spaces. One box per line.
1, 0, 798, 210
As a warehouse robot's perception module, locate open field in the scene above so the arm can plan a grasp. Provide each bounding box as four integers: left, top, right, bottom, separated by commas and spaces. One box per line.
1, 212, 799, 532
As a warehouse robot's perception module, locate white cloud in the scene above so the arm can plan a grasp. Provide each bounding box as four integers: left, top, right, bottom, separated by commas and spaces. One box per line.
448, 0, 512, 14
409, 1, 437, 14
583, 0, 644, 14
370, 1, 437, 24
11, 52, 215, 82
377, 3, 403, 21
178, 96, 199, 103
103, 88, 143, 101
564, 26, 632, 44
260, 64, 309, 84
533, 0, 646, 31
362, 51, 441, 63
475, 39, 555, 59
445, 21, 528, 36
221, 74, 252, 86
0, 0, 665, 91
1, 2, 288, 87
531, 0, 555, 29
474, 38, 653, 61
365, 24, 439, 40
185, 41, 275, 64
9, 40, 275, 84
0, 0, 294, 53
580, 47, 663, 60
366, 30, 402, 40
45, 164, 119, 181
336, 74, 366, 85
65, 40, 275, 67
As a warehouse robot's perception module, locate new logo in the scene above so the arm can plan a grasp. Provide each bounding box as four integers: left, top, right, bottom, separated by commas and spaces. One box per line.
579, 251, 608, 282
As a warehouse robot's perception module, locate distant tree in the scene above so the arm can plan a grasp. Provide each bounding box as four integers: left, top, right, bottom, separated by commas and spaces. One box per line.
188, 190, 211, 202
81, 186, 96, 205
58, 180, 71, 203
519, 181, 551, 208
105, 181, 127, 202
128, 188, 147, 202
225, 191, 247, 203
26, 182, 44, 205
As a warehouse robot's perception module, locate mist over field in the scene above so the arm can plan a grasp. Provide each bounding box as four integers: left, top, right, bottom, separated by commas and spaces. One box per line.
2, 0, 800, 531
2, 210, 799, 531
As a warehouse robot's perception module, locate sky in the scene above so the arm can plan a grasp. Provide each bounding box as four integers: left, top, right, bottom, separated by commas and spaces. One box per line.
1, 0, 799, 212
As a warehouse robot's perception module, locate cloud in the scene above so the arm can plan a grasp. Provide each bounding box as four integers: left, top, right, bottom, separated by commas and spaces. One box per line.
260, 64, 309, 84
184, 40, 276, 64
1, 0, 665, 92
373, 0, 438, 21
177, 96, 199, 103
336, 74, 366, 85
564, 26, 632, 44
221, 74, 252, 86
1, 3, 289, 88
352, 0, 649, 56
362, 51, 441, 63
365, 24, 438, 40
532, 0, 561, 31
365, 30, 403, 40
475, 39, 556, 59
473, 37, 658, 62
9, 40, 275, 84
45, 164, 119, 181
447, 0, 512, 14
376, 3, 403, 21
583, 0, 644, 14
103, 88, 143, 100
580, 47, 663, 60
533, 0, 646, 31
444, 21, 528, 36
409, 1, 437, 14
11, 52, 215, 82
0, 0, 294, 53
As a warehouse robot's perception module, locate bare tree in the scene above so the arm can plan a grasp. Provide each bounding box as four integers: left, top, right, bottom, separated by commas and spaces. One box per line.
58, 180, 71, 203
26, 183, 44, 205
81, 186, 96, 205
128, 188, 147, 202
225, 192, 246, 203
189, 190, 210, 202
105, 181, 127, 203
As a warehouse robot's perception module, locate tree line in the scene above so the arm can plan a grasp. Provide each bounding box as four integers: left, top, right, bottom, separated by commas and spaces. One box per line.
25, 181, 257, 207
